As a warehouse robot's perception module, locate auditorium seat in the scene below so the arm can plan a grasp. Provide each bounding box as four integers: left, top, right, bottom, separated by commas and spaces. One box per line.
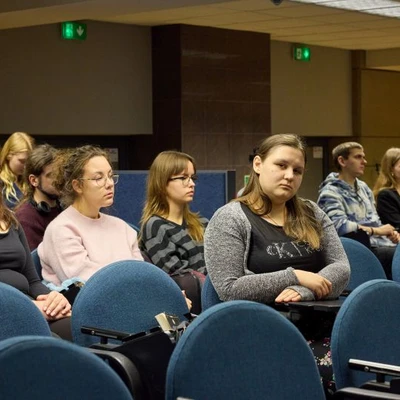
31, 248, 43, 280
201, 274, 222, 311
71, 259, 189, 346
0, 282, 51, 340
391, 244, 400, 282
340, 238, 386, 291
166, 300, 325, 400
332, 279, 400, 390
0, 336, 132, 400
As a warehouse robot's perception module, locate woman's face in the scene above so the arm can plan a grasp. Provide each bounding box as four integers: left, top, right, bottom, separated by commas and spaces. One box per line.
253, 145, 305, 205
8, 151, 29, 177
77, 156, 115, 210
166, 161, 196, 207
392, 159, 400, 183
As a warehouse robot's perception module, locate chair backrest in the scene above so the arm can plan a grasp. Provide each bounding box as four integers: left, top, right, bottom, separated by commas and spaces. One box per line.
331, 279, 400, 389
340, 237, 386, 290
391, 244, 400, 282
72, 260, 189, 346
31, 248, 43, 280
166, 300, 325, 400
0, 282, 51, 340
126, 222, 140, 233
0, 336, 132, 400
201, 274, 222, 311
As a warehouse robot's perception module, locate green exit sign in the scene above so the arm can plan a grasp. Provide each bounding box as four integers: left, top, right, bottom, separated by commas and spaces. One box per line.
293, 45, 311, 62
61, 22, 87, 40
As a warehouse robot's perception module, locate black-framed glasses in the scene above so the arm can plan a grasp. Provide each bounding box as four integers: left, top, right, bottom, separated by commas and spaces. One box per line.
169, 175, 198, 187
80, 174, 119, 187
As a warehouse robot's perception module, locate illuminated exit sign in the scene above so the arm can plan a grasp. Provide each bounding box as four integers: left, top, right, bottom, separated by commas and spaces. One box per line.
61, 22, 87, 40
293, 45, 311, 62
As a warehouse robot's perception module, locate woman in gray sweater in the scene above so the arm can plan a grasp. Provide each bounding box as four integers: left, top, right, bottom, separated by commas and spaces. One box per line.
205, 133, 350, 396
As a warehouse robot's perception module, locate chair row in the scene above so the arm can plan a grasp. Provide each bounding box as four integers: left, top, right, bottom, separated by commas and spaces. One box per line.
0, 260, 190, 345
171, 280, 400, 399
3, 280, 400, 400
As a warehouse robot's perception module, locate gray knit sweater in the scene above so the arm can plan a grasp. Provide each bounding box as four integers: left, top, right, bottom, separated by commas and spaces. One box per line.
204, 201, 350, 304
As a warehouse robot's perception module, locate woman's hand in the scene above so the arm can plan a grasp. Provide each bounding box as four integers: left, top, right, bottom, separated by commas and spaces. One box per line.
293, 270, 332, 299
275, 288, 302, 303
182, 290, 192, 311
36, 291, 72, 319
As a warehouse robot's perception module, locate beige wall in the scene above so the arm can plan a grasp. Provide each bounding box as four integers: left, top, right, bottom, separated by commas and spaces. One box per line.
271, 40, 352, 137
0, 21, 152, 135
356, 69, 400, 187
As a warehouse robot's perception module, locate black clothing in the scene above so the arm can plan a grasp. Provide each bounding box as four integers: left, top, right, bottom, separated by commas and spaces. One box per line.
0, 225, 49, 299
242, 204, 324, 275
0, 224, 71, 341
376, 189, 400, 229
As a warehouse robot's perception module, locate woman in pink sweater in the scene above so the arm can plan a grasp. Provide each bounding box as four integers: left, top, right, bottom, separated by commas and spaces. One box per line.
38, 146, 143, 286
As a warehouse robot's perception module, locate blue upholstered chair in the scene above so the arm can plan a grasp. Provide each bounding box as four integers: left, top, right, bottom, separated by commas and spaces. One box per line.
166, 300, 325, 400
0, 282, 51, 340
72, 260, 189, 346
31, 248, 43, 280
332, 279, 400, 390
0, 336, 132, 400
340, 237, 386, 291
391, 244, 400, 282
126, 222, 140, 232
201, 274, 222, 311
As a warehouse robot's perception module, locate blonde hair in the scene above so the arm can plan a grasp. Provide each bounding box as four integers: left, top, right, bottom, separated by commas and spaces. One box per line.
238, 133, 322, 249
373, 147, 400, 197
141, 150, 204, 242
52, 145, 111, 207
0, 132, 35, 205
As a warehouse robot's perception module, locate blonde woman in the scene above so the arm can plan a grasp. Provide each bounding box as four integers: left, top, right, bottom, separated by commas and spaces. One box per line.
0, 132, 35, 209
140, 151, 207, 313
374, 147, 400, 228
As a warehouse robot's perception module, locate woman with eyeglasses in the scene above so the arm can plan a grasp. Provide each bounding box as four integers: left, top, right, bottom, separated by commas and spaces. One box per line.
38, 145, 143, 287
140, 151, 207, 313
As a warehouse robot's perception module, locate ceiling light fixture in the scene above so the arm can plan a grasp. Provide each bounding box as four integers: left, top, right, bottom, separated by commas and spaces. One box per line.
291, 0, 400, 18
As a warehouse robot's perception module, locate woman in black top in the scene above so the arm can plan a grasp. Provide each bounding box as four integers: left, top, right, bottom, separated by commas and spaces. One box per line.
0, 192, 71, 339
374, 148, 400, 228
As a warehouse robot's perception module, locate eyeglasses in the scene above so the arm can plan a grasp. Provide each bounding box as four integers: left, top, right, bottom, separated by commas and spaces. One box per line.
80, 174, 119, 187
169, 175, 198, 187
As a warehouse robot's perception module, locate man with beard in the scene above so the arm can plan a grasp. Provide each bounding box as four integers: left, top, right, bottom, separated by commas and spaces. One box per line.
317, 141, 399, 279
16, 144, 62, 250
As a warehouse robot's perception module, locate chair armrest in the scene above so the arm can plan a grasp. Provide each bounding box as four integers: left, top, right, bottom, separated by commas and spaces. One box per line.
334, 387, 400, 399
88, 348, 146, 400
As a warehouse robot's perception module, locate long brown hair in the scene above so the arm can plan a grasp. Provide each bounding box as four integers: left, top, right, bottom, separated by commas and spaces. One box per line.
141, 150, 204, 242
0, 183, 18, 229
373, 147, 400, 197
238, 133, 322, 249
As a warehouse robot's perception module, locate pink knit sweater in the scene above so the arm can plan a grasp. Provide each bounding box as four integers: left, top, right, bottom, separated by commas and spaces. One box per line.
38, 206, 143, 285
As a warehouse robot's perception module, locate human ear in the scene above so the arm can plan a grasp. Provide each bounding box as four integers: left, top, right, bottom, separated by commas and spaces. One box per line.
72, 179, 83, 194
29, 174, 39, 187
253, 155, 262, 175
338, 156, 346, 169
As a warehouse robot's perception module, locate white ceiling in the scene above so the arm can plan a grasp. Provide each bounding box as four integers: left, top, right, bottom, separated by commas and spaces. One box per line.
3, 0, 400, 69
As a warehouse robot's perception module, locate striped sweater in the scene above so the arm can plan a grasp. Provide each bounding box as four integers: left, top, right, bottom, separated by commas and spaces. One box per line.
141, 215, 207, 276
